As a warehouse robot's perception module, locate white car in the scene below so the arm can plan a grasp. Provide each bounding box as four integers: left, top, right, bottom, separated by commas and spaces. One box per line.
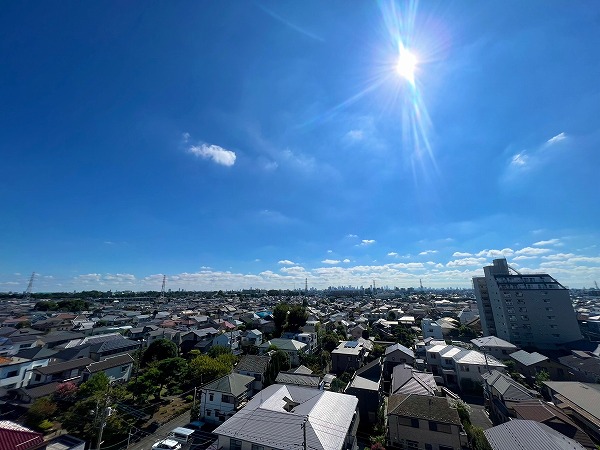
152, 439, 182, 450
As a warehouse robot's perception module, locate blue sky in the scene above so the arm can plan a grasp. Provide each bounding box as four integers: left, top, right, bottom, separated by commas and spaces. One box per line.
2, 1, 599, 292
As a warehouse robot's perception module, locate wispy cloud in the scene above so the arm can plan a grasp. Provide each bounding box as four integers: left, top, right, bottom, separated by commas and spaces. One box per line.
258, 4, 324, 42
515, 246, 550, 256
343, 259, 351, 263
546, 132, 566, 145
533, 239, 560, 246
188, 143, 237, 167
359, 239, 376, 246
388, 252, 398, 257
419, 250, 438, 256
346, 234, 358, 238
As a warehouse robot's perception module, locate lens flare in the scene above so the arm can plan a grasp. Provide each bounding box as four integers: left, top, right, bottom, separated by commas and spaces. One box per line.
396, 47, 417, 85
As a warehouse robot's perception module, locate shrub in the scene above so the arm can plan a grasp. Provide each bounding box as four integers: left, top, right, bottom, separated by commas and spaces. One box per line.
38, 420, 54, 432
185, 395, 194, 403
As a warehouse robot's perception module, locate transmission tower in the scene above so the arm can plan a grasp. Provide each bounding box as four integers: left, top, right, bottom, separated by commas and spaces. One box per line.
23, 272, 36, 301
305, 278, 308, 293
159, 275, 166, 302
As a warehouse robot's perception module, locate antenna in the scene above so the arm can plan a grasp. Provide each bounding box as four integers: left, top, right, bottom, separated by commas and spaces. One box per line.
595, 281, 599, 290
305, 278, 308, 293
420, 278, 424, 291
23, 272, 36, 301
159, 275, 166, 302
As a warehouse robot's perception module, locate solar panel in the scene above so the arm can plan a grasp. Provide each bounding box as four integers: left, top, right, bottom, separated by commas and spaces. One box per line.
345, 341, 359, 348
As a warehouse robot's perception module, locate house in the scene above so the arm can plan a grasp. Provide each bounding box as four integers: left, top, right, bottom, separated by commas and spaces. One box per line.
484, 420, 585, 450
259, 338, 307, 366
345, 358, 382, 424
0, 420, 44, 450
510, 350, 567, 383
83, 354, 134, 383
213, 331, 241, 354
390, 365, 438, 396
383, 343, 415, 378
471, 336, 518, 361
557, 351, 600, 383
276, 370, 321, 389
213, 384, 359, 450
28, 358, 94, 386
240, 329, 262, 348
481, 370, 537, 424
0, 356, 50, 389
331, 341, 369, 374
200, 373, 254, 424
512, 400, 596, 449
234, 355, 271, 394
543, 381, 600, 443
387, 393, 467, 450
421, 318, 444, 340
426, 344, 505, 390
180, 328, 220, 354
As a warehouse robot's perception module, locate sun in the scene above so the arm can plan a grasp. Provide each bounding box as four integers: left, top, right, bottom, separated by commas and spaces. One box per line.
396, 47, 417, 85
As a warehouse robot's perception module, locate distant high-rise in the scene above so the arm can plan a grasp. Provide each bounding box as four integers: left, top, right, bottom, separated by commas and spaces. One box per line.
473, 258, 581, 349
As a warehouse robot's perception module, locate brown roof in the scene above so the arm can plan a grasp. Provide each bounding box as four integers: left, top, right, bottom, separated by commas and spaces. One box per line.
513, 400, 596, 449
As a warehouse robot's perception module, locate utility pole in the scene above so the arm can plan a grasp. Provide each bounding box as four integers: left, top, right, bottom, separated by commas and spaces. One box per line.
301, 418, 307, 450
96, 386, 111, 450
160, 275, 166, 302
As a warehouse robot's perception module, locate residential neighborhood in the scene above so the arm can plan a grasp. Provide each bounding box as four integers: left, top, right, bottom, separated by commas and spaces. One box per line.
1, 259, 600, 450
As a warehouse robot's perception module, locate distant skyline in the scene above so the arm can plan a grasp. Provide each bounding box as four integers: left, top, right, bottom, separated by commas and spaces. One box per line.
1, 2, 599, 292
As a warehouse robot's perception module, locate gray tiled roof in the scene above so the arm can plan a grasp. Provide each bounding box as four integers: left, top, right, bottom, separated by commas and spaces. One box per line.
384, 343, 415, 358
387, 393, 461, 425
86, 354, 134, 373
204, 373, 254, 396
484, 420, 585, 450
214, 384, 358, 450
510, 350, 548, 366
276, 372, 321, 387
234, 355, 271, 374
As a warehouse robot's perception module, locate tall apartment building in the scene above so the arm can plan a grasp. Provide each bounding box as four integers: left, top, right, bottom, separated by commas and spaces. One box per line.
473, 258, 581, 349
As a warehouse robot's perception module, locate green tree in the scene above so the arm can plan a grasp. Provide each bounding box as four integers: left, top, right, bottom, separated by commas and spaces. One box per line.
266, 350, 291, 385
142, 338, 178, 366
208, 345, 233, 358
322, 333, 340, 352
535, 369, 550, 387
286, 305, 308, 332
188, 354, 231, 385
26, 397, 57, 428
155, 357, 188, 396
78, 372, 110, 399
273, 303, 290, 336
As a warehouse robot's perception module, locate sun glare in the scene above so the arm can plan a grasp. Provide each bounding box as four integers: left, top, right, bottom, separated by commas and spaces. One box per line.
396, 47, 417, 85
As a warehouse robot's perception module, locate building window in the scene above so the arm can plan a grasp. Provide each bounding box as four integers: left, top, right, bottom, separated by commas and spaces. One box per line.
209, 393, 214, 401
550, 324, 558, 329
406, 441, 418, 450
521, 315, 529, 321
6, 370, 18, 378
222, 394, 234, 404
545, 307, 553, 312
121, 365, 128, 373
429, 421, 438, 431
439, 446, 454, 450
548, 316, 556, 320
206, 410, 211, 416
411, 418, 419, 428
519, 307, 528, 313
252, 445, 264, 450
231, 439, 242, 450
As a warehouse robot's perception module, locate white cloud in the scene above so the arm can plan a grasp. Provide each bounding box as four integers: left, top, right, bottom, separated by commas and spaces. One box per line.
188, 143, 236, 167
278, 260, 296, 265
511, 152, 528, 167
475, 248, 514, 258
541, 253, 575, 261
446, 257, 487, 267
515, 247, 551, 256
322, 259, 340, 265
327, 250, 333, 253
533, 239, 560, 246
388, 252, 398, 257
346, 234, 358, 238
452, 252, 472, 257
359, 239, 376, 246
512, 255, 536, 261
419, 250, 438, 256
546, 132, 566, 145
345, 129, 364, 141
343, 259, 351, 263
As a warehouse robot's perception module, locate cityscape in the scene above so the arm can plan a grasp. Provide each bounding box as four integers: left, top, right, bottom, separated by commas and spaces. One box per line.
2, 1, 600, 450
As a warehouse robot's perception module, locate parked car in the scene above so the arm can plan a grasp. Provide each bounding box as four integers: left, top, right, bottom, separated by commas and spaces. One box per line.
152, 439, 182, 450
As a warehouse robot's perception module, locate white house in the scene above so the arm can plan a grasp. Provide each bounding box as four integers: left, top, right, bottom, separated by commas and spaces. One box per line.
421, 318, 443, 340
200, 372, 254, 424
214, 384, 359, 450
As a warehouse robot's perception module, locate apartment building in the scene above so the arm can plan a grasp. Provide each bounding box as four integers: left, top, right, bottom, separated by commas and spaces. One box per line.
473, 258, 582, 349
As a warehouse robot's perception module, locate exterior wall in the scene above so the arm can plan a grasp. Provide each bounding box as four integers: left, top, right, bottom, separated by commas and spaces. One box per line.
332, 352, 361, 374
200, 388, 250, 424
474, 259, 582, 349
102, 363, 133, 383
1, 358, 49, 389
422, 319, 444, 340
388, 416, 466, 450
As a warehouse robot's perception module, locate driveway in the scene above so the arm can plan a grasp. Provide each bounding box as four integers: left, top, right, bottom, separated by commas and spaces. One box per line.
467, 403, 492, 430
126, 410, 193, 450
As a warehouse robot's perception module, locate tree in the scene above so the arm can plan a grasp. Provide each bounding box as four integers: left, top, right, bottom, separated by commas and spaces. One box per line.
54, 381, 78, 404
273, 303, 290, 336
266, 350, 290, 385
322, 333, 340, 352
142, 339, 178, 366
286, 305, 308, 332
188, 354, 231, 385
535, 369, 550, 387
154, 357, 188, 397
208, 345, 233, 358
78, 372, 110, 399
26, 397, 57, 428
